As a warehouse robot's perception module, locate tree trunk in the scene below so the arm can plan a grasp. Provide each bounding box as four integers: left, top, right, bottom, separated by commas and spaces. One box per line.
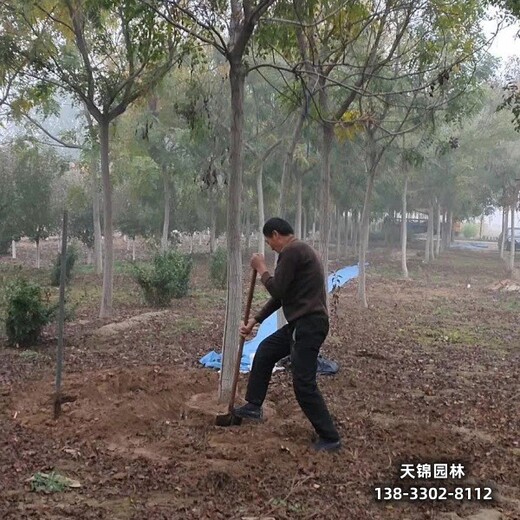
401, 176, 409, 278
312, 217, 316, 248
278, 108, 305, 218
99, 119, 114, 318
219, 62, 245, 404
336, 207, 341, 259
295, 170, 303, 239
132, 238, 136, 262
92, 170, 103, 275
36, 239, 41, 269
87, 248, 93, 265
85, 107, 103, 275
441, 211, 448, 252
358, 173, 375, 308
209, 187, 217, 254
500, 206, 508, 259
319, 120, 333, 278
11, 240, 16, 259
245, 207, 251, 252
161, 166, 171, 252
429, 204, 435, 260
303, 206, 307, 241
425, 207, 431, 263
256, 166, 265, 256
509, 205, 515, 275
353, 211, 359, 256
448, 209, 453, 247
344, 211, 348, 258
54, 210, 68, 419
435, 202, 441, 257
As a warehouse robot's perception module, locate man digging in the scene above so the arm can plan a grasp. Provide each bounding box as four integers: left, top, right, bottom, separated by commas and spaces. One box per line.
234, 217, 341, 452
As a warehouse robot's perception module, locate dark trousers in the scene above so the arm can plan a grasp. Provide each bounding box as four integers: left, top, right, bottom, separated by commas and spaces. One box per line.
245, 313, 340, 442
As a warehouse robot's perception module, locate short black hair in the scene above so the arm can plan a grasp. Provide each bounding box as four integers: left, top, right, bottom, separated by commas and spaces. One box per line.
263, 217, 294, 237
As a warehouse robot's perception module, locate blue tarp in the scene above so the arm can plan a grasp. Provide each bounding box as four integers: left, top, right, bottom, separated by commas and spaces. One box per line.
449, 241, 490, 251
199, 265, 359, 372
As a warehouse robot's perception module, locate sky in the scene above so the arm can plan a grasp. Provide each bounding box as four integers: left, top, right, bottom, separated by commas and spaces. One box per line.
482, 8, 520, 62
480, 11, 520, 234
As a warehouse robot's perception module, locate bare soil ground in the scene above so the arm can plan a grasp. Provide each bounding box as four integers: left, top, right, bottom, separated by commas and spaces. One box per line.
0, 240, 519, 519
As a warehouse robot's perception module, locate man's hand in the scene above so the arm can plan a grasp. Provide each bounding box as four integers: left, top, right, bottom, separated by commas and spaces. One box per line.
251, 253, 268, 276
239, 318, 257, 338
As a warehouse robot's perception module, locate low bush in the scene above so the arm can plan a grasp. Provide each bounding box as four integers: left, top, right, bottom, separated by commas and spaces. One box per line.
5, 279, 56, 347
210, 248, 227, 289
133, 250, 192, 307
50, 244, 78, 287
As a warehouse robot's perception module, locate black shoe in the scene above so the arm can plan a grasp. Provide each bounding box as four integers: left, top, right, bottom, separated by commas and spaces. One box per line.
233, 403, 263, 420
312, 437, 342, 452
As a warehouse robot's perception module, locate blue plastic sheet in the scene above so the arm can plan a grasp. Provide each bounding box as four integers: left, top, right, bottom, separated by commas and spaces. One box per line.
199, 265, 359, 372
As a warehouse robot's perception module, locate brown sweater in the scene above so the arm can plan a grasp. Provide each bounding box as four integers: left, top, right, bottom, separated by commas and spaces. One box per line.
254, 239, 328, 324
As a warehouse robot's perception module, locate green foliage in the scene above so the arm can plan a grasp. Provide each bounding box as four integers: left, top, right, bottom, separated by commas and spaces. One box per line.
5, 279, 56, 347
29, 471, 80, 493
210, 247, 227, 289
30, 472, 67, 494
50, 244, 78, 287
462, 222, 478, 238
133, 250, 192, 307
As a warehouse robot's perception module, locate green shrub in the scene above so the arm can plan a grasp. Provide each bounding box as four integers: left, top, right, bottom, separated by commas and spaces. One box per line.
51, 244, 78, 287
462, 223, 478, 239
133, 250, 192, 307
5, 279, 56, 347
210, 248, 227, 289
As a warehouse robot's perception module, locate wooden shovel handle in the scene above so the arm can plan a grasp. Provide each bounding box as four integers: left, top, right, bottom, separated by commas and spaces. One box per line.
228, 269, 257, 413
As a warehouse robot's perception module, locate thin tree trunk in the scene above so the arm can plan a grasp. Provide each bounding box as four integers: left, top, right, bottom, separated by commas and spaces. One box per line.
353, 211, 359, 256
256, 166, 265, 256
161, 166, 170, 252
500, 206, 508, 259
11, 240, 16, 259
425, 207, 431, 263
358, 173, 375, 308
209, 187, 217, 254
509, 205, 515, 274
92, 168, 103, 274
295, 170, 303, 239
85, 106, 103, 275
54, 211, 68, 419
219, 62, 245, 404
99, 119, 114, 318
312, 217, 316, 248
401, 176, 409, 278
336, 207, 341, 259
278, 107, 306, 217
319, 118, 333, 278
447, 209, 453, 247
429, 204, 435, 260
344, 211, 348, 258
435, 202, 441, 257
132, 238, 136, 262
36, 239, 41, 269
303, 207, 307, 242
245, 207, 251, 252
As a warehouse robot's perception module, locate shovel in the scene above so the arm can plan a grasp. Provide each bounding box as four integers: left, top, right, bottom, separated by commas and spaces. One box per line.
215, 269, 257, 426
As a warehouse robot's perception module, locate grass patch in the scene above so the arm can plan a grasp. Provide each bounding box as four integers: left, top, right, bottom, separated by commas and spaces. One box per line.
173, 317, 203, 333
495, 297, 520, 312
410, 325, 479, 347
29, 471, 81, 493
19, 350, 44, 361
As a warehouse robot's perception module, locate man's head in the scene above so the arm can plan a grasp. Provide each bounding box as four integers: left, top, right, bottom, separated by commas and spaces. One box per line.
263, 217, 294, 253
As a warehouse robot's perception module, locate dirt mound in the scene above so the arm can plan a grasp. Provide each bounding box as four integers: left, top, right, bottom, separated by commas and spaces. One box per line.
12, 366, 219, 443
92, 311, 172, 337
488, 279, 520, 292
